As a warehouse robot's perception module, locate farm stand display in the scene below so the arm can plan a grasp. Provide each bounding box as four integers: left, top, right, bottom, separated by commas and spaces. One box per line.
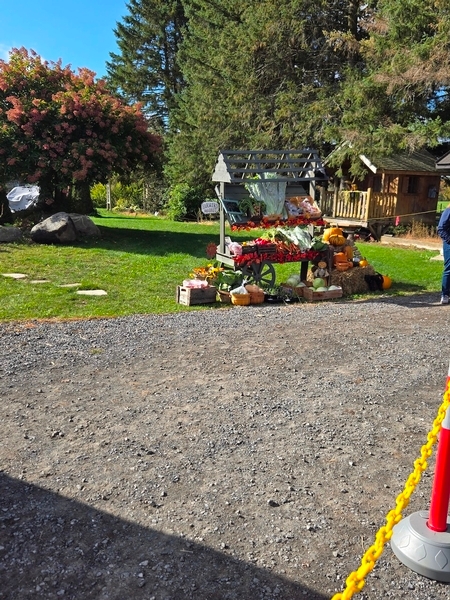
212, 149, 329, 287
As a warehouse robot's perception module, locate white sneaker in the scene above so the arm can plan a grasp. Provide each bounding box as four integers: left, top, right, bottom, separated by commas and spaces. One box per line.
441, 295, 449, 305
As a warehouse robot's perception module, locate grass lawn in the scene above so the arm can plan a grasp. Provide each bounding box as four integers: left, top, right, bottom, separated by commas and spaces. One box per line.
0, 210, 443, 321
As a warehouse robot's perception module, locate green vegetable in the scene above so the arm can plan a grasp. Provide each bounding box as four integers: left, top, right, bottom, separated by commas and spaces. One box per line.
276, 226, 312, 250
313, 278, 326, 289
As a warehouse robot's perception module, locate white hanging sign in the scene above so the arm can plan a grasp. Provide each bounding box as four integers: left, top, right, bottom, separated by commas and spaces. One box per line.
201, 201, 219, 214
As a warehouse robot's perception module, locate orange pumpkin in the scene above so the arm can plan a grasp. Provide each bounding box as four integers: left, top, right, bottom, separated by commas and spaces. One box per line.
335, 261, 352, 271
323, 227, 343, 243
330, 227, 343, 236
382, 275, 392, 290
343, 245, 354, 261
329, 234, 347, 246
333, 252, 348, 265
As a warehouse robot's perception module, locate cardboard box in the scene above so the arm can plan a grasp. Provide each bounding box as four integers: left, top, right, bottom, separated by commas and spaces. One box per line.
284, 196, 321, 219
302, 286, 343, 302
176, 285, 217, 306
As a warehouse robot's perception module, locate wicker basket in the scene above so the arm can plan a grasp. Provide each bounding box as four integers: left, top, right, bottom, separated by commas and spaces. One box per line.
231, 293, 251, 306
218, 290, 232, 304
250, 291, 265, 304
245, 284, 265, 304
244, 284, 264, 304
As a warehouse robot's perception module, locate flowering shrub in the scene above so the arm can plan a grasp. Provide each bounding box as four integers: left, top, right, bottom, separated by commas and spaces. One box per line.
0, 48, 161, 198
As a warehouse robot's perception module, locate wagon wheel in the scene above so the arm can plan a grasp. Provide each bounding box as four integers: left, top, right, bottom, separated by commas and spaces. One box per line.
241, 260, 276, 287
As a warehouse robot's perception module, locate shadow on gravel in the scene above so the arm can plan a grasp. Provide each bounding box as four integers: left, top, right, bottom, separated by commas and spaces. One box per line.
0, 473, 328, 600
357, 291, 441, 309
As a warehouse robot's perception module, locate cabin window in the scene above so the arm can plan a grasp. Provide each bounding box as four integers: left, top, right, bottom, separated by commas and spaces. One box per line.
373, 176, 382, 192
406, 176, 419, 194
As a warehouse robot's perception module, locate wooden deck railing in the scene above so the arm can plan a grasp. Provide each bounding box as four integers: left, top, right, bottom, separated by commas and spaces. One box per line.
322, 190, 397, 221
368, 192, 397, 219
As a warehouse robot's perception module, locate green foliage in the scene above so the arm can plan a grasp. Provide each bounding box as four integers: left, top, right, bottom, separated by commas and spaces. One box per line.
165, 183, 206, 221
165, 0, 370, 186
91, 183, 107, 208
327, 0, 450, 169
92, 1, 450, 189
91, 175, 166, 213
439, 181, 450, 208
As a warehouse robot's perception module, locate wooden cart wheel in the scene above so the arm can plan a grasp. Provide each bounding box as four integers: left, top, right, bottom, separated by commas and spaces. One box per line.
241, 260, 276, 287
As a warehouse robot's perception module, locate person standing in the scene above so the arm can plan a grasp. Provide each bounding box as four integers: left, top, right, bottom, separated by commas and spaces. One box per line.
437, 204, 450, 304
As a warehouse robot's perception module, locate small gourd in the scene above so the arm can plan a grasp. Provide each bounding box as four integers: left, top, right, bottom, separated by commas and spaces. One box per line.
382, 275, 392, 290
335, 261, 352, 271
359, 259, 369, 267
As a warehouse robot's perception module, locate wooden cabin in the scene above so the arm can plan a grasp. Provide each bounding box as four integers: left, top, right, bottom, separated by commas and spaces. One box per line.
321, 149, 441, 240
436, 149, 450, 174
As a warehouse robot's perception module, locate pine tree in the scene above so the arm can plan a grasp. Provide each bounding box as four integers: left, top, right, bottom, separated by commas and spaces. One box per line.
106, 0, 186, 130
326, 0, 450, 174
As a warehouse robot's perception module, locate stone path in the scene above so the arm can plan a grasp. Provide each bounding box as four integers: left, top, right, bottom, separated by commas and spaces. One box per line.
1, 273, 107, 295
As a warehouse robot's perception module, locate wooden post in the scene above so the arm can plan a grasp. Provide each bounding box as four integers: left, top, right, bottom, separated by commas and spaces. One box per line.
332, 180, 339, 218
365, 187, 371, 221
219, 182, 226, 254
106, 182, 112, 211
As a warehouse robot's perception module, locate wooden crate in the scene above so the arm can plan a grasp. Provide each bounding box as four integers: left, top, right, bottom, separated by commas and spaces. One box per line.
280, 283, 307, 298
241, 245, 257, 255
302, 286, 343, 302
176, 285, 217, 306
257, 243, 277, 255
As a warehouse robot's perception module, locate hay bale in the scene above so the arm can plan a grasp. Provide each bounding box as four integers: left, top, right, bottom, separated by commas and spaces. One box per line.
329, 265, 375, 296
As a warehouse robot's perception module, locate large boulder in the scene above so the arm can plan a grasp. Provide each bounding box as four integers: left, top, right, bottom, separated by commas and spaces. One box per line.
30, 213, 78, 244
30, 213, 100, 244
69, 214, 101, 238
0, 226, 23, 243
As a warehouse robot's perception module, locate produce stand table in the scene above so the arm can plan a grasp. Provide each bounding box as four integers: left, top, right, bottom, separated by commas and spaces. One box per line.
212, 149, 329, 286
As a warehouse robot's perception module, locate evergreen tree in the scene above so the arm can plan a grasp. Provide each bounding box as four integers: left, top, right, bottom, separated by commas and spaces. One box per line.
326, 0, 450, 175
106, 0, 186, 130
166, 0, 371, 188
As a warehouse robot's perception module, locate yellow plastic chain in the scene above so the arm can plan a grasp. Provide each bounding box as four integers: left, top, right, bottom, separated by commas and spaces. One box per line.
331, 383, 450, 600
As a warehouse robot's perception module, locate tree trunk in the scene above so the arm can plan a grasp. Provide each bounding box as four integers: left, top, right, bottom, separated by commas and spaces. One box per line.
0, 187, 14, 224
67, 182, 94, 214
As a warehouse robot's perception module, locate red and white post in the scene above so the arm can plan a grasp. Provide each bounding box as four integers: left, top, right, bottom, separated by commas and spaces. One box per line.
391, 364, 450, 581
428, 366, 450, 532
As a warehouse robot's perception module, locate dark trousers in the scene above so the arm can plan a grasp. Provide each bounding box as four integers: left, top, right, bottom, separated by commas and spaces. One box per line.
442, 241, 450, 296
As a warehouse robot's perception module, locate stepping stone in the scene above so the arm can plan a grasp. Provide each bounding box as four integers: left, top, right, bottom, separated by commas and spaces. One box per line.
30, 279, 51, 284
3, 273, 27, 279
59, 283, 81, 288
76, 290, 107, 296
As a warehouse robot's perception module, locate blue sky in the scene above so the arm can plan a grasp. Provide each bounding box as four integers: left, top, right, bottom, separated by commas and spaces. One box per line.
0, 0, 129, 79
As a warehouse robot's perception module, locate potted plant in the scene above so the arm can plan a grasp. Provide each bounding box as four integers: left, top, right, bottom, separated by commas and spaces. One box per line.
211, 269, 244, 303
263, 286, 282, 303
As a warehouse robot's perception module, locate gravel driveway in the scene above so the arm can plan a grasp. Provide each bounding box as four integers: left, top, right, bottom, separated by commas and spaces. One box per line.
2, 293, 450, 600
